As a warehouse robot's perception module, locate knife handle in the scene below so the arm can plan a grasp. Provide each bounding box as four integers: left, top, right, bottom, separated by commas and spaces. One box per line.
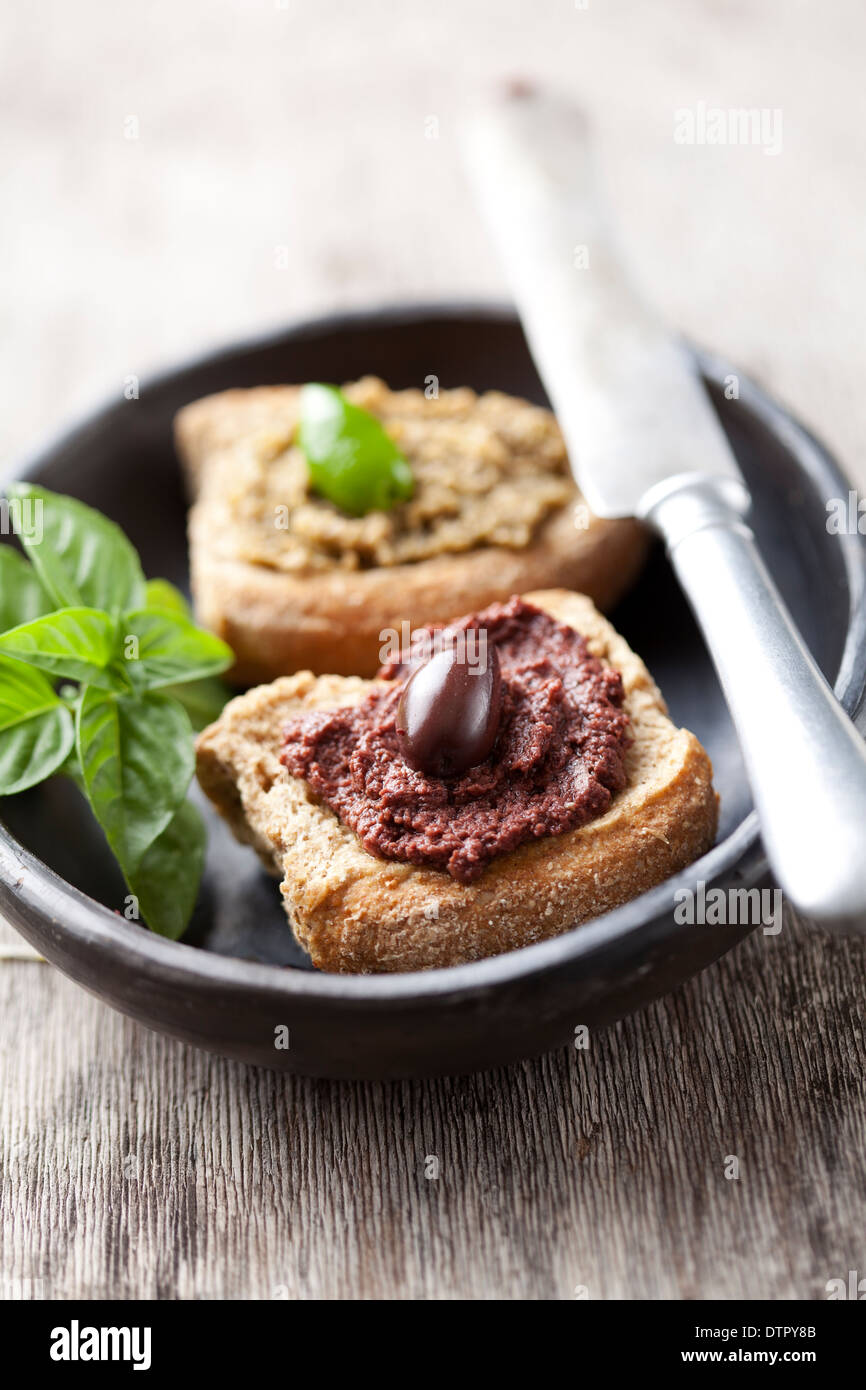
645, 475, 866, 930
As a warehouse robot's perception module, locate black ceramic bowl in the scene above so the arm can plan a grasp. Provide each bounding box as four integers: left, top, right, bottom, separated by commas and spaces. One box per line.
1, 306, 865, 1079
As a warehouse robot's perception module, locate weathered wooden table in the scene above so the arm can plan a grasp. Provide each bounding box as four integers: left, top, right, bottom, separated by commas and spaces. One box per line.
2, 0, 864, 1300
2, 914, 865, 1300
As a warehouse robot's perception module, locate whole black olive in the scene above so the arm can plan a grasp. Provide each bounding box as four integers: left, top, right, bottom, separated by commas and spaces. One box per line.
396, 642, 502, 778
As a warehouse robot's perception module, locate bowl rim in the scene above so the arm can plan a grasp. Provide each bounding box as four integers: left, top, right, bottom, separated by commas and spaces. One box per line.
2, 301, 865, 1004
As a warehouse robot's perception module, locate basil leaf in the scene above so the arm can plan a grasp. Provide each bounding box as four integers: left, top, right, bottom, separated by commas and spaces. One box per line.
76, 687, 194, 872
126, 799, 205, 939
299, 383, 414, 516
161, 676, 230, 732
143, 578, 191, 618
120, 609, 233, 692
0, 656, 61, 729
0, 707, 75, 795
0, 548, 52, 633
5, 483, 146, 615
0, 657, 75, 794
0, 608, 125, 690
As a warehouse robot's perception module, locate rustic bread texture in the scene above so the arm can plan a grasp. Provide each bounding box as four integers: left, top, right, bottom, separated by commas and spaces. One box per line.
176, 384, 648, 682
195, 590, 718, 974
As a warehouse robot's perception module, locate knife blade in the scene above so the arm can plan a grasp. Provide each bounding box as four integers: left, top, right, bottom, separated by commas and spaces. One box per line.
462, 90, 745, 519
460, 87, 866, 931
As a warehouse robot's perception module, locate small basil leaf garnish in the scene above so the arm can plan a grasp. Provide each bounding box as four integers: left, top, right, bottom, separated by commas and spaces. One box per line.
299, 383, 414, 516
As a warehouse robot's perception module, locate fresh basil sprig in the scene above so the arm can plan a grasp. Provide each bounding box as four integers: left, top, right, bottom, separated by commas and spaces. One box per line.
0, 484, 234, 938
0, 608, 126, 689
0, 547, 51, 631
299, 383, 414, 516
141, 578, 235, 729
7, 482, 147, 613
0, 657, 74, 794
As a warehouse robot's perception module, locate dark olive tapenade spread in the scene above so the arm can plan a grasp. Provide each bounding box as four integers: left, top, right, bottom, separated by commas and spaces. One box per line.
280, 597, 630, 883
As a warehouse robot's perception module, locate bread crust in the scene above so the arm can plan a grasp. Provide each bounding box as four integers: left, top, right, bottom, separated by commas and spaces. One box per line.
196, 590, 719, 974
176, 386, 648, 682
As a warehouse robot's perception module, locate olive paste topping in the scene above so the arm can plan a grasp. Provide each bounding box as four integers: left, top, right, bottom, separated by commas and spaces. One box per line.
280, 596, 630, 883
222, 379, 573, 573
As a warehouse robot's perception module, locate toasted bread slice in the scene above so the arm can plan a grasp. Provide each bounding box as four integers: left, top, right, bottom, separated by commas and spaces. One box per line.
195, 590, 718, 974
176, 382, 648, 683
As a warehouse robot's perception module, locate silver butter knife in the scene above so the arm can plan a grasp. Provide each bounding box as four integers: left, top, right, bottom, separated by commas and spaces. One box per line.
462, 89, 866, 929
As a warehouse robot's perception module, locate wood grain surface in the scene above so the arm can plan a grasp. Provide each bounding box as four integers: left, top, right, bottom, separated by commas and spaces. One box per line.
2, 912, 865, 1300
2, 0, 866, 1301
